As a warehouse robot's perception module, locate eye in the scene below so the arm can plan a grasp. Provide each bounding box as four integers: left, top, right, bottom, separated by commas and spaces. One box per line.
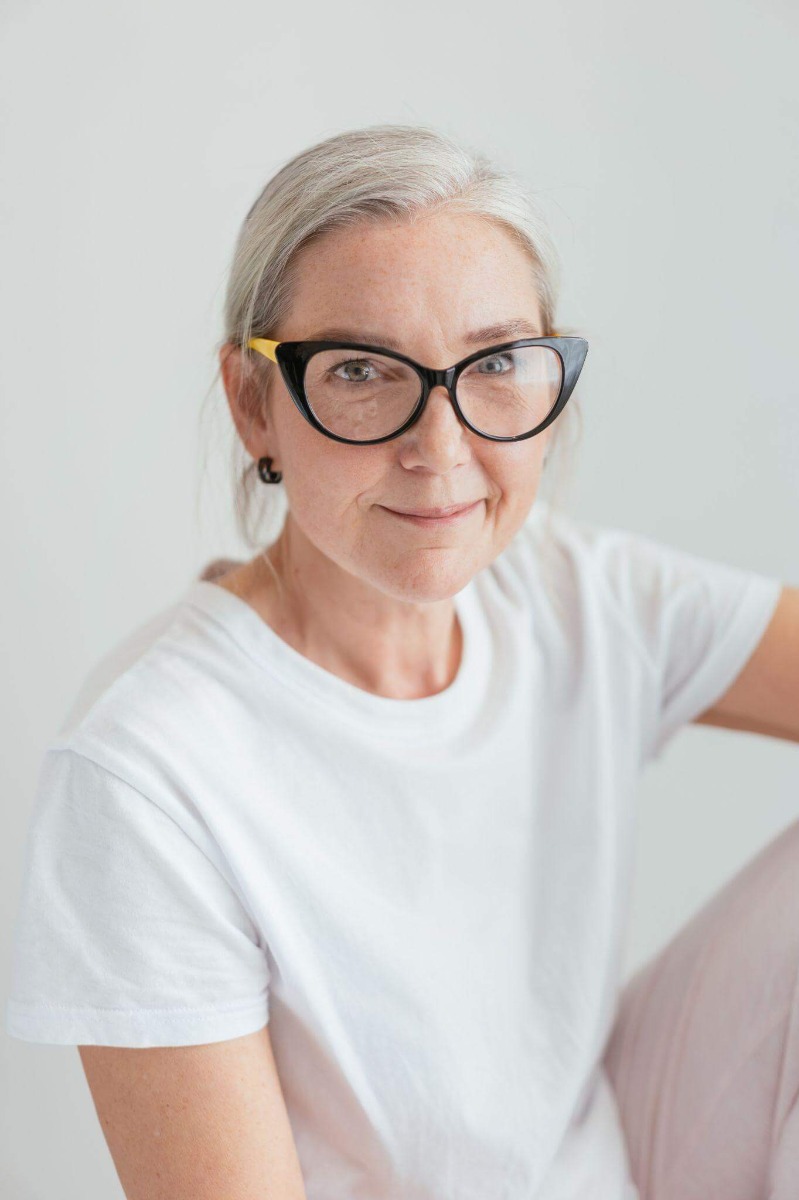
329, 358, 379, 383
476, 352, 515, 375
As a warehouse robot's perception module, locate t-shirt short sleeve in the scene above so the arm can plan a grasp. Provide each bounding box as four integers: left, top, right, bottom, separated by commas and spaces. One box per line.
5, 747, 271, 1047
583, 521, 783, 763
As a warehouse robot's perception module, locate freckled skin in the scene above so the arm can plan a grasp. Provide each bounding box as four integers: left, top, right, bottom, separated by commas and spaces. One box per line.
219, 209, 552, 699
78, 1031, 309, 1198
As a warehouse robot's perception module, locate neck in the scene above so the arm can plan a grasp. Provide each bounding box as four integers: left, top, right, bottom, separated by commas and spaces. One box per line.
220, 523, 464, 700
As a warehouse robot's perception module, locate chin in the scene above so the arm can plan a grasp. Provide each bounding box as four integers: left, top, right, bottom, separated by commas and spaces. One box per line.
377, 558, 479, 606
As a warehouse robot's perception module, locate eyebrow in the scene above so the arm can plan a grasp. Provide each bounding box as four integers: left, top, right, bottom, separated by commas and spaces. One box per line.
302, 319, 543, 352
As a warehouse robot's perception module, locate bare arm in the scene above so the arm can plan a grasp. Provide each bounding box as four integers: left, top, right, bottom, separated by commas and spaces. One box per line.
78, 1025, 308, 1200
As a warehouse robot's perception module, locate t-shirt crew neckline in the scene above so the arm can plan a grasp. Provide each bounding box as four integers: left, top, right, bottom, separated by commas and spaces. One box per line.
181, 575, 485, 740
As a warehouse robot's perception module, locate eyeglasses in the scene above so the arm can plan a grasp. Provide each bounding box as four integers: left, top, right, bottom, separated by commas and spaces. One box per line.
245, 335, 589, 445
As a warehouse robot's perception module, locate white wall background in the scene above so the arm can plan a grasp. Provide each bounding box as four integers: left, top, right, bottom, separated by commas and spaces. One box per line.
1, 0, 797, 1195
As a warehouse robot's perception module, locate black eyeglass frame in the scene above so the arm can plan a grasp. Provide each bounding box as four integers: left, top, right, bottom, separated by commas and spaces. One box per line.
246, 335, 589, 446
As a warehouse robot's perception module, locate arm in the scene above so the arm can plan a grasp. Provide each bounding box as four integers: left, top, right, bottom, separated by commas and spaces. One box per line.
693, 584, 799, 744
78, 1025, 308, 1200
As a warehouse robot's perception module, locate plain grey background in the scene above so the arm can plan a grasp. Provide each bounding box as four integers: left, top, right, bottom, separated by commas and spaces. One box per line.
2, 0, 797, 1195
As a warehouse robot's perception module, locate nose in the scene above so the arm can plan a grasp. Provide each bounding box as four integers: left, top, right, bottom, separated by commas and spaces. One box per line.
420, 382, 461, 423
396, 382, 470, 469
410, 382, 466, 438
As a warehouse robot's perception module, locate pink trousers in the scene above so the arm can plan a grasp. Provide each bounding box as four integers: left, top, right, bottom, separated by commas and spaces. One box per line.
602, 815, 799, 1199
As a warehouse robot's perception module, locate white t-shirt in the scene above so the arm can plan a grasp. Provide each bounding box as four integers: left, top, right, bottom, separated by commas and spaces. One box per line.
5, 502, 782, 1200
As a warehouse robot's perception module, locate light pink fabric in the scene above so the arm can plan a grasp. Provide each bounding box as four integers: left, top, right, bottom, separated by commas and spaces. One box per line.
603, 816, 799, 1199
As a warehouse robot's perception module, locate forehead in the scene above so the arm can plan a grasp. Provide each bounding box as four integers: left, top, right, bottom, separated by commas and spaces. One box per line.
285, 209, 543, 333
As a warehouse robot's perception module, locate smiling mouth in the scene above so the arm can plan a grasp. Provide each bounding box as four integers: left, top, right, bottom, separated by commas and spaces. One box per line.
391, 502, 478, 517
381, 500, 483, 525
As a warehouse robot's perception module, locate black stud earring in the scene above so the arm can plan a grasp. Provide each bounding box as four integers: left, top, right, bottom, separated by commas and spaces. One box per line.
257, 456, 282, 484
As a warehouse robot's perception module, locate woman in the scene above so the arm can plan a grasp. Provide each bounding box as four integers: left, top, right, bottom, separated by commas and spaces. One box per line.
6, 124, 799, 1199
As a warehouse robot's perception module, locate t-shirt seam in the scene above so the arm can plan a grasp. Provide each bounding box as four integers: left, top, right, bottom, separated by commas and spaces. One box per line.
647, 571, 782, 760
578, 546, 661, 769
529, 509, 659, 675
551, 520, 662, 769
594, 575, 660, 681
55, 600, 189, 739
7, 994, 268, 1016
39, 744, 266, 942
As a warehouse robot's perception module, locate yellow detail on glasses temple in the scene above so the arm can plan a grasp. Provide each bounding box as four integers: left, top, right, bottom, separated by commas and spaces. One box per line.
247, 338, 280, 362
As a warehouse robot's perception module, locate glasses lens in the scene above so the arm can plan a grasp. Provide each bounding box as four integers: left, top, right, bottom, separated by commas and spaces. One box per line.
457, 345, 563, 437
304, 349, 421, 440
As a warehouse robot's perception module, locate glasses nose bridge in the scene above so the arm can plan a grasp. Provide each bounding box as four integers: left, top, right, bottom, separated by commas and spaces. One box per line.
405, 364, 465, 441
422, 360, 453, 388
422, 363, 458, 399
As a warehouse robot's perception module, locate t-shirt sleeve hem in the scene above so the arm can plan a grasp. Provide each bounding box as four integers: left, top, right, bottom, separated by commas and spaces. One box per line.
4, 992, 270, 1048
647, 573, 783, 761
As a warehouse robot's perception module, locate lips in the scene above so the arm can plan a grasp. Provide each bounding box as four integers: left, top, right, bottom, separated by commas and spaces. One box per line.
387, 502, 479, 517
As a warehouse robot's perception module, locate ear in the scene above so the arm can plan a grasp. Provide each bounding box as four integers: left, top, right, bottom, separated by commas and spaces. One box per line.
219, 343, 270, 457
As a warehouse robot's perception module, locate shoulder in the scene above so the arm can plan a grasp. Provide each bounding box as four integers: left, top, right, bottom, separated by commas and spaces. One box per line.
57, 596, 185, 739
53, 585, 243, 790
492, 502, 651, 657
487, 502, 762, 702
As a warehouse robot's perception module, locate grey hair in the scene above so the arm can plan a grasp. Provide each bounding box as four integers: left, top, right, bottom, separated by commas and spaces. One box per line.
200, 123, 584, 580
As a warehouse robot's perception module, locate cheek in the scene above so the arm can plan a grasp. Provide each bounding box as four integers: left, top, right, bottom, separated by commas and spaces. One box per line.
282, 432, 389, 525
485, 441, 544, 495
